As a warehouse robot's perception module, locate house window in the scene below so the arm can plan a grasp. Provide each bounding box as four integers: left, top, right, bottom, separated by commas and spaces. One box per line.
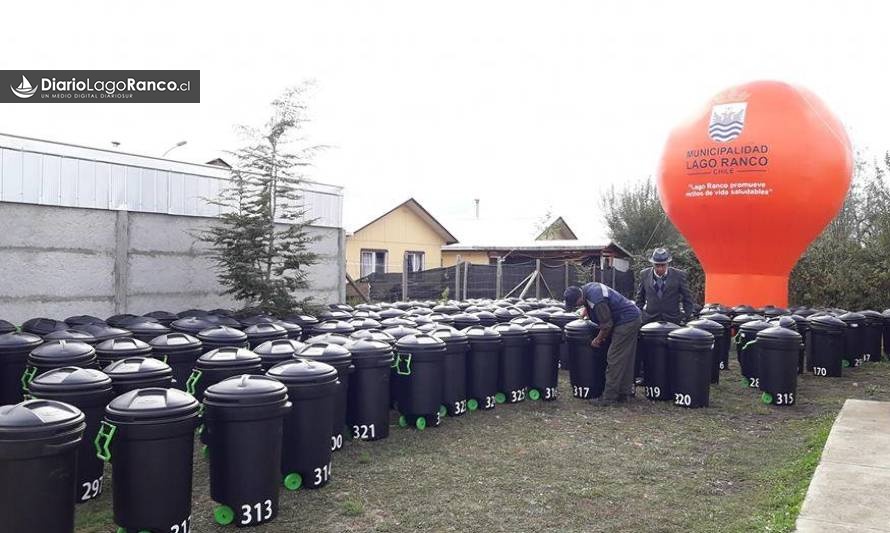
360, 250, 387, 277
404, 251, 425, 272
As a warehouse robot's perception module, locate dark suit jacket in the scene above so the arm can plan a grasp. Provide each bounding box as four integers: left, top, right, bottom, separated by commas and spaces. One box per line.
635, 267, 695, 324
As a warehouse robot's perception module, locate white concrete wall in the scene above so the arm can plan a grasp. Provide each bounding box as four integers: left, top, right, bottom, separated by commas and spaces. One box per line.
0, 202, 344, 324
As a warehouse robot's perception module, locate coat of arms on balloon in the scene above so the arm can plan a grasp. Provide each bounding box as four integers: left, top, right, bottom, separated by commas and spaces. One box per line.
708, 102, 747, 142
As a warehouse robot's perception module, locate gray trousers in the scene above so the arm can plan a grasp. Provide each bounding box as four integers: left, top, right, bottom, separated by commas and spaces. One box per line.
602, 316, 642, 401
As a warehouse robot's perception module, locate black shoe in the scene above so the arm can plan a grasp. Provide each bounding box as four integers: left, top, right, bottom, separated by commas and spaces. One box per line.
591, 396, 620, 407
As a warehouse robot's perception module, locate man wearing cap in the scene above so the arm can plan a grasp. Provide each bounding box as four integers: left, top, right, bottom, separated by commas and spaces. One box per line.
564, 282, 642, 405
635, 248, 696, 325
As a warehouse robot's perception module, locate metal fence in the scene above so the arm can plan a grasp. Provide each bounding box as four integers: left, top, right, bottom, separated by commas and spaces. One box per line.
350, 260, 635, 303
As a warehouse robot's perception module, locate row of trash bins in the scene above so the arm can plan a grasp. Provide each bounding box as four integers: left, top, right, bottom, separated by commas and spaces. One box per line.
0, 299, 886, 531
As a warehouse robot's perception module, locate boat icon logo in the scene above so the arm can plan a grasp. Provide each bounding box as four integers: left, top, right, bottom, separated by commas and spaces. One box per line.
11, 75, 37, 99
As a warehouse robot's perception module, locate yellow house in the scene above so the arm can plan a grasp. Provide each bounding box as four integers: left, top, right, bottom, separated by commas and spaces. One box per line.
346, 198, 458, 279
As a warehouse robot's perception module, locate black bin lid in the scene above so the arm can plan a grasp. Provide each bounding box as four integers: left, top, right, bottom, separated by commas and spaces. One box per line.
667, 326, 715, 347
106, 388, 200, 423
113, 316, 161, 329
313, 320, 356, 334
177, 309, 209, 318
732, 305, 756, 315
28, 340, 96, 366
349, 329, 396, 344
686, 318, 725, 336
106, 314, 140, 327
143, 310, 178, 322
0, 332, 43, 354
103, 356, 173, 382
273, 320, 303, 336
416, 323, 442, 334
699, 313, 730, 327
352, 310, 382, 320
0, 320, 15, 335
21, 318, 68, 336
121, 321, 170, 338
382, 325, 422, 341
732, 314, 765, 327
511, 317, 544, 327
640, 321, 682, 338
197, 326, 249, 344
761, 306, 788, 318
44, 329, 97, 344
267, 358, 339, 385
196, 347, 263, 369
408, 315, 434, 326
204, 374, 289, 407
428, 313, 454, 324
808, 314, 847, 332
171, 317, 217, 334
395, 333, 447, 353
148, 333, 202, 353
0, 399, 85, 442
526, 322, 562, 338
432, 304, 460, 315
281, 314, 319, 328
757, 326, 803, 345
838, 312, 866, 325
64, 315, 106, 327
238, 315, 276, 328
96, 337, 152, 358
494, 307, 524, 320
305, 333, 352, 346
450, 313, 480, 325
244, 322, 289, 340
380, 317, 418, 328
299, 342, 353, 367
547, 311, 579, 328
565, 319, 599, 336
769, 316, 798, 330
343, 339, 393, 357
428, 326, 470, 345
738, 320, 772, 334
462, 325, 502, 344
76, 324, 134, 342
492, 322, 529, 337
379, 308, 408, 320
29, 367, 113, 395
859, 310, 883, 324
254, 339, 306, 362
319, 309, 353, 321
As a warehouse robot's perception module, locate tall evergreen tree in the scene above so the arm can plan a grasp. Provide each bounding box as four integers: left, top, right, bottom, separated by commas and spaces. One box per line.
202, 84, 323, 315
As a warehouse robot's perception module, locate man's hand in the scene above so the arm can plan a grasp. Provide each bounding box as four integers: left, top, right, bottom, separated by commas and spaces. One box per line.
591, 337, 604, 348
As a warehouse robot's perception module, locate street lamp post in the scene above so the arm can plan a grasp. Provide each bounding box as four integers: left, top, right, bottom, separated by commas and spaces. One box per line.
161, 140, 187, 158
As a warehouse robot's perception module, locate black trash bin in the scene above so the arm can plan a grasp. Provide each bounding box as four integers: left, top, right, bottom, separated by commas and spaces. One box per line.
103, 356, 175, 395
381, 317, 418, 329
347, 317, 381, 332
394, 333, 447, 430
473, 311, 498, 328
198, 326, 250, 353
806, 315, 846, 377
0, 332, 42, 405
756, 326, 802, 406
171, 317, 218, 336
492, 323, 531, 404
29, 367, 114, 504
667, 327, 714, 408
700, 313, 731, 371
76, 324, 134, 344
21, 317, 68, 336
429, 327, 471, 414
548, 311, 577, 371
463, 325, 502, 411
311, 320, 356, 338
274, 320, 303, 340
64, 315, 106, 328
267, 359, 338, 490
253, 339, 306, 372
526, 322, 562, 401
143, 310, 179, 327
451, 312, 481, 332
95, 337, 152, 368
639, 321, 681, 401
106, 314, 142, 328
343, 339, 394, 441
245, 323, 289, 350
23, 340, 98, 393
306, 332, 352, 346
839, 312, 867, 368
859, 310, 883, 363
494, 307, 524, 323
98, 388, 200, 533
349, 329, 396, 345
0, 399, 85, 533
281, 314, 318, 341
382, 326, 421, 409
187, 347, 264, 402
789, 314, 811, 374
687, 318, 725, 385
564, 319, 608, 400
883, 309, 890, 358
119, 320, 171, 344
45, 328, 98, 345
736, 320, 771, 389
203, 375, 291, 528
149, 333, 204, 392
298, 342, 354, 451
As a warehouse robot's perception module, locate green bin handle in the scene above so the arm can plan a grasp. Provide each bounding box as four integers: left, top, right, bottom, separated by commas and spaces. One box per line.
95, 421, 117, 462
156, 353, 168, 364
186, 369, 203, 395
396, 353, 413, 376
20, 366, 37, 393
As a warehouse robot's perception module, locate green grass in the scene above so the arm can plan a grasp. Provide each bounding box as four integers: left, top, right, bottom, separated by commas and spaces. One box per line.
75, 358, 890, 533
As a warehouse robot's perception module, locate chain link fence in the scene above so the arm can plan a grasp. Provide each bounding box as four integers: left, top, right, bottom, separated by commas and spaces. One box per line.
349, 260, 635, 303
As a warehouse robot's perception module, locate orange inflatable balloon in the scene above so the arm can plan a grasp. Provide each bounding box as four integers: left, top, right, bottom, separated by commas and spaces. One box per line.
658, 81, 852, 307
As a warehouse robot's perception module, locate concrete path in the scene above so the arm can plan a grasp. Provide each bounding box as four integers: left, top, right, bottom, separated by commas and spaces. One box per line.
796, 399, 890, 532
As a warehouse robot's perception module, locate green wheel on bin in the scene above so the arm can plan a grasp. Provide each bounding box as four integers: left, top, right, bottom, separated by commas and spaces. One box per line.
116, 528, 126, 533
416, 417, 427, 430
495, 392, 506, 404
467, 398, 478, 411
761, 392, 773, 405
842, 360, 850, 368
529, 389, 541, 401
741, 378, 749, 388
202, 445, 209, 458
214, 505, 235, 525
284, 472, 303, 491
438, 405, 447, 417
398, 415, 407, 428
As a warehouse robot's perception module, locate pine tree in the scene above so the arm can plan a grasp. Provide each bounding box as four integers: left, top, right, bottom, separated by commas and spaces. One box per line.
202, 84, 323, 315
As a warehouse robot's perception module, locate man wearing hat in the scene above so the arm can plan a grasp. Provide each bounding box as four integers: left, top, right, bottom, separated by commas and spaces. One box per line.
635, 248, 696, 325
564, 282, 642, 405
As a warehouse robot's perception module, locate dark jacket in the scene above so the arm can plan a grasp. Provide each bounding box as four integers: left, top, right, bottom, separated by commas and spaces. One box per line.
635, 267, 695, 324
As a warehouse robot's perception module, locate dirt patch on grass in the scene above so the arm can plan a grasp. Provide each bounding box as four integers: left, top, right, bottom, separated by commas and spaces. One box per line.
75, 359, 890, 532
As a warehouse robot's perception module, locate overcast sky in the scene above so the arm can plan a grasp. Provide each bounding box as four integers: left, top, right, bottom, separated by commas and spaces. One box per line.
2, 1, 888, 240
